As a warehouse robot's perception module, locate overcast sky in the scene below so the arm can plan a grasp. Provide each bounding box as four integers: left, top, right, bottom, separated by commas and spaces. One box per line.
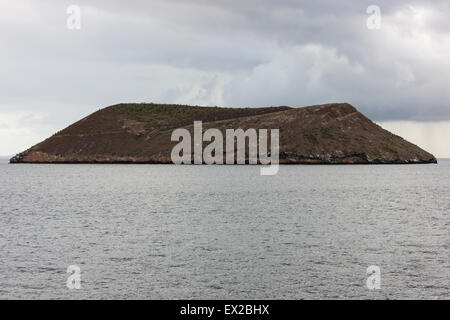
1, 0, 449, 157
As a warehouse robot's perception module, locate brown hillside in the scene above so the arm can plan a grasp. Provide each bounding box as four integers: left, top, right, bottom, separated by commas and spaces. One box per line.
10, 102, 437, 164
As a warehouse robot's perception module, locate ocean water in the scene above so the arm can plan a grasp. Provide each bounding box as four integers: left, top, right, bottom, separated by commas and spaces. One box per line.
0, 159, 448, 299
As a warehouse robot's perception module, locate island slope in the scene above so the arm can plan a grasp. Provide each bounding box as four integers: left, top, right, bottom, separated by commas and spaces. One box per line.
10, 103, 437, 164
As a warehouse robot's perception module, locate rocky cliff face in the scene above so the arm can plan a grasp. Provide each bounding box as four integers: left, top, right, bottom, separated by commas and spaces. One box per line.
10, 102, 437, 164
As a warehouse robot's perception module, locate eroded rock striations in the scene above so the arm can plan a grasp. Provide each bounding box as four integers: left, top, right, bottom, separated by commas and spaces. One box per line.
10, 103, 437, 164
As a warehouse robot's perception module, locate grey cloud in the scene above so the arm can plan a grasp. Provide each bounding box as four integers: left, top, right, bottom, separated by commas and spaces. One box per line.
1, 0, 450, 125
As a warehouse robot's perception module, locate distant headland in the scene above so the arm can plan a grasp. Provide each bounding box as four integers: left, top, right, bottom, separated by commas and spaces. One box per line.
9, 102, 437, 164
